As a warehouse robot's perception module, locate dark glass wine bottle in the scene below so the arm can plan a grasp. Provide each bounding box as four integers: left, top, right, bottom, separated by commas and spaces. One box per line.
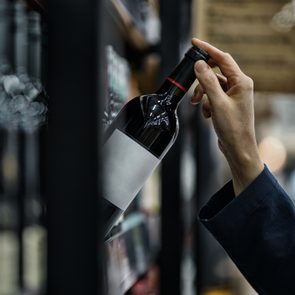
103, 46, 209, 235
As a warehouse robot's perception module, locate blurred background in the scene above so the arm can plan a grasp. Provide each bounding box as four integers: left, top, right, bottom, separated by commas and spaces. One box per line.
0, 0, 295, 294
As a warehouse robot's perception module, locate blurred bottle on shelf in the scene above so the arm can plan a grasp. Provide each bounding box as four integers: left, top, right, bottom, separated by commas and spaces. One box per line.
105, 213, 152, 295
103, 45, 131, 128
0, 0, 12, 74
0, 130, 20, 295
0, 1, 20, 294
23, 8, 46, 295
113, 0, 160, 46
0, 1, 47, 294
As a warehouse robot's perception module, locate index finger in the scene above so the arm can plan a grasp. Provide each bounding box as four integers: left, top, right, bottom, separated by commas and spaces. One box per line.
192, 38, 242, 78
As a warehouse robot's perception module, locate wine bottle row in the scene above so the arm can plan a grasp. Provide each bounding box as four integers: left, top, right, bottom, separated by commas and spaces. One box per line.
103, 45, 131, 128
0, 1, 46, 294
113, 0, 160, 45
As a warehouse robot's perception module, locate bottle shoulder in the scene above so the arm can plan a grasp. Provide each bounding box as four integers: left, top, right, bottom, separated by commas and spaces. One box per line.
139, 94, 177, 130
104, 93, 179, 158
126, 93, 178, 116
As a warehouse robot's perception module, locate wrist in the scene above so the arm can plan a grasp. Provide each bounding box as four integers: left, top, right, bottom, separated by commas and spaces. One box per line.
227, 149, 264, 196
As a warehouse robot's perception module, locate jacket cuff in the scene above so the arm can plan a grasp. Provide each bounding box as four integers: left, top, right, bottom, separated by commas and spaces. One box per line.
199, 165, 277, 238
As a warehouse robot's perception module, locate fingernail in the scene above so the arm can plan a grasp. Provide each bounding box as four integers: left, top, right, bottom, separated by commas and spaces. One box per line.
190, 95, 197, 104
190, 99, 200, 105
195, 60, 209, 73
191, 92, 200, 103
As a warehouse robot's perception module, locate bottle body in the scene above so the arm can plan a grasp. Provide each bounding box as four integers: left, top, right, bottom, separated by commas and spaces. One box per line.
103, 93, 179, 234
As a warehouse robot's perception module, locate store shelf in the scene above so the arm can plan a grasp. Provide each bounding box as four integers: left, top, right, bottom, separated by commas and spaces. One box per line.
106, 0, 160, 51
26, 0, 45, 14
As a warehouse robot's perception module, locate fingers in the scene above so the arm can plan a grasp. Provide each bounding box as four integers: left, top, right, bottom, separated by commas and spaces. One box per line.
217, 139, 224, 154
216, 73, 228, 91
191, 73, 227, 104
190, 83, 212, 119
191, 84, 204, 104
202, 97, 211, 118
194, 60, 226, 105
192, 38, 242, 78
191, 91, 212, 119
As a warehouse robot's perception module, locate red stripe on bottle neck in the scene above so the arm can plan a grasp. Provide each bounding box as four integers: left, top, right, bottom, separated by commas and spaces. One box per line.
166, 77, 187, 93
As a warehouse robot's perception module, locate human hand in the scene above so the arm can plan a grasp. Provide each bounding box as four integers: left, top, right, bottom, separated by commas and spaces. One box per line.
191, 38, 264, 196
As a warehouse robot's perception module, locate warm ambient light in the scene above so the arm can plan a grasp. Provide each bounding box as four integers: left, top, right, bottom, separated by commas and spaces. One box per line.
270, 0, 295, 32
258, 136, 287, 173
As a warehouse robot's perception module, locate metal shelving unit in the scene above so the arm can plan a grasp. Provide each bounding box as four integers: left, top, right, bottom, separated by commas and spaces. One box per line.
159, 1, 183, 294
46, 0, 104, 294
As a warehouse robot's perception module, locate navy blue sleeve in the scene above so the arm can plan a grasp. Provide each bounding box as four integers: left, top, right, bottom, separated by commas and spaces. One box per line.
199, 166, 295, 295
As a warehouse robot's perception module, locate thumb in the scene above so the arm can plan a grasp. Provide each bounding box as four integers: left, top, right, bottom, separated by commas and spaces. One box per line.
194, 60, 225, 105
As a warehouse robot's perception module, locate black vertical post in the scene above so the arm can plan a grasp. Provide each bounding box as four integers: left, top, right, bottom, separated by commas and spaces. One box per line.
193, 108, 224, 293
159, 0, 183, 294
194, 109, 212, 293
47, 0, 102, 294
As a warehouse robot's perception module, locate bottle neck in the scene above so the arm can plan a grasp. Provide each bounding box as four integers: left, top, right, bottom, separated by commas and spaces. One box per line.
156, 56, 196, 109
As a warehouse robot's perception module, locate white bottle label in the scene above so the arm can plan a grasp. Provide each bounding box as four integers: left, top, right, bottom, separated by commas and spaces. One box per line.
103, 129, 160, 210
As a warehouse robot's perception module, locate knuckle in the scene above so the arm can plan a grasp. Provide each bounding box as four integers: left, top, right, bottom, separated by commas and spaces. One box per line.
229, 75, 241, 85
241, 75, 254, 91
229, 74, 254, 92
203, 72, 218, 85
222, 52, 232, 61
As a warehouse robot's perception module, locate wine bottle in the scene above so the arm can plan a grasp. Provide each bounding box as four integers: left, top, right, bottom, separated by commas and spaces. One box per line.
23, 10, 46, 293
103, 46, 209, 235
